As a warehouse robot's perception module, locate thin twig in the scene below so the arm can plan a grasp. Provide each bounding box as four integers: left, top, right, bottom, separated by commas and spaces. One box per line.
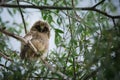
63, 0, 73, 75
112, 19, 117, 31
82, 67, 101, 80
92, 0, 105, 8
62, 11, 100, 35
0, 50, 13, 62
0, 64, 14, 72
16, 0, 27, 34
0, 4, 120, 19
71, 0, 82, 20
29, 76, 59, 79
73, 57, 76, 80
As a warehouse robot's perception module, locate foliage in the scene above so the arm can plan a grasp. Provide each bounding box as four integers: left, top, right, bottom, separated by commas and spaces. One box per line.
0, 0, 120, 80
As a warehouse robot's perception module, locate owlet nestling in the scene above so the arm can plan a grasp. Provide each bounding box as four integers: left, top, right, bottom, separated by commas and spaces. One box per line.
20, 20, 50, 60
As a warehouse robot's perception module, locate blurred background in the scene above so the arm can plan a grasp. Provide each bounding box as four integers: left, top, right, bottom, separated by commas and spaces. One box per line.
0, 0, 120, 80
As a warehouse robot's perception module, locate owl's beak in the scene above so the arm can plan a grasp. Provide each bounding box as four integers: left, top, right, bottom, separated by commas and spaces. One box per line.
39, 25, 44, 32
41, 26, 44, 29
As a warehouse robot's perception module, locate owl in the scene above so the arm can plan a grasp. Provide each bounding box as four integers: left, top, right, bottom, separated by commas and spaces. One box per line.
20, 20, 50, 60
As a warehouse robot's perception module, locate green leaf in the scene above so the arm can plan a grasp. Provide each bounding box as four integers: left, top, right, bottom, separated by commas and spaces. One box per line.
47, 15, 53, 23
55, 32, 62, 46
57, 17, 62, 25
55, 28, 64, 34
7, 9, 14, 17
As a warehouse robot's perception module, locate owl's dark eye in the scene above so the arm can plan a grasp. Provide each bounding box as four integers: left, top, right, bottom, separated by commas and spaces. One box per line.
35, 25, 42, 32
42, 27, 48, 32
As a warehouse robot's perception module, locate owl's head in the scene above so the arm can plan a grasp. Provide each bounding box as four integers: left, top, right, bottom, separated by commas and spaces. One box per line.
31, 20, 50, 38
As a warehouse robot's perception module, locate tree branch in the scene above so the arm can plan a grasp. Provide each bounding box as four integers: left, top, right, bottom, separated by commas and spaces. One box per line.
0, 4, 120, 19
16, 0, 27, 34
0, 28, 71, 80
81, 7, 120, 19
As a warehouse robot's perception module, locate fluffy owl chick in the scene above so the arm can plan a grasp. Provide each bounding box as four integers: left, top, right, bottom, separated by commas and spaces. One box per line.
20, 20, 50, 60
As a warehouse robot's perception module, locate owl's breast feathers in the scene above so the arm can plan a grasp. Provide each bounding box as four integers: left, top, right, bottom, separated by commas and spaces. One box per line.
30, 31, 49, 53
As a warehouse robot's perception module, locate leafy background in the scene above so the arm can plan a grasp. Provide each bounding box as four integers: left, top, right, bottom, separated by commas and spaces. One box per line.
0, 0, 120, 80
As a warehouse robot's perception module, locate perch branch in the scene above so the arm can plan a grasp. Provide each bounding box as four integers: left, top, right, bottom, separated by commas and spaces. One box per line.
0, 28, 27, 44
0, 4, 120, 19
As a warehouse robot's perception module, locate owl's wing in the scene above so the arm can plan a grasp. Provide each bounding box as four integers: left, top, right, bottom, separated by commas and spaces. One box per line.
20, 45, 29, 59
20, 33, 33, 59
31, 35, 46, 53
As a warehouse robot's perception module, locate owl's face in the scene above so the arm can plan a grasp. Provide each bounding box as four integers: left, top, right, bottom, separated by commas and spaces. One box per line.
30, 20, 50, 38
